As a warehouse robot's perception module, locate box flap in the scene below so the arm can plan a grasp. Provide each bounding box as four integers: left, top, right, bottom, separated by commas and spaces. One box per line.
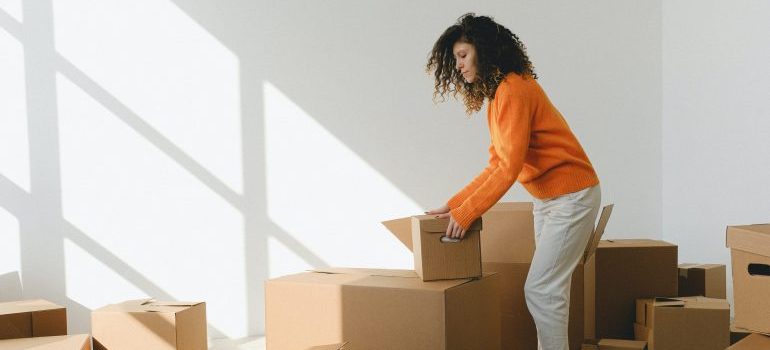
727, 224, 770, 257
96, 298, 200, 313
728, 333, 770, 349
581, 204, 614, 264
598, 239, 676, 248
381, 217, 413, 251
598, 338, 647, 349
413, 215, 482, 233
310, 267, 418, 278
0, 299, 64, 315
651, 297, 686, 308
306, 341, 348, 350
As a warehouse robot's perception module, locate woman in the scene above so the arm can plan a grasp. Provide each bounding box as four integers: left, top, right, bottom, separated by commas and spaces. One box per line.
425, 13, 601, 350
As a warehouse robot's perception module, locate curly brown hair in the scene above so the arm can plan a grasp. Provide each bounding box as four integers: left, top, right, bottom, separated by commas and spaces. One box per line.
427, 13, 537, 115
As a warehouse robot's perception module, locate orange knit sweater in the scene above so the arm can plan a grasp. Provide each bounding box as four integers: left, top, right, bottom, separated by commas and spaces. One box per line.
448, 73, 599, 229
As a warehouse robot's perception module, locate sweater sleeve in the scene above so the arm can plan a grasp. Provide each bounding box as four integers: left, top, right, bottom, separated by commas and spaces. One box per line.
446, 143, 499, 209
450, 91, 533, 229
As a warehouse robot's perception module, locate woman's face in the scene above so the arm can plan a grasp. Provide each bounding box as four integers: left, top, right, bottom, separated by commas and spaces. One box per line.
453, 41, 478, 83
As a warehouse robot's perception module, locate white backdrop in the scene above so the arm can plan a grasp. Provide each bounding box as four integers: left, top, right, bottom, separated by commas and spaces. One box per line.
4, 0, 745, 340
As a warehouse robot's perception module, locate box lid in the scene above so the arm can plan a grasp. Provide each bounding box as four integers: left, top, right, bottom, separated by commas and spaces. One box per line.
270, 267, 493, 292
95, 299, 203, 314
727, 224, 770, 257
412, 215, 482, 233
0, 299, 64, 316
0, 334, 90, 350
582, 204, 614, 264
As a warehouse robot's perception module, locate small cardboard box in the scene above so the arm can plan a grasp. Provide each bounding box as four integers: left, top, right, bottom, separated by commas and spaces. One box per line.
411, 215, 482, 281
582, 339, 647, 350
91, 299, 206, 350
726, 224, 770, 334
0, 334, 91, 350
586, 239, 678, 340
265, 268, 500, 350
0, 300, 67, 340
727, 334, 770, 350
678, 263, 726, 298
634, 297, 729, 350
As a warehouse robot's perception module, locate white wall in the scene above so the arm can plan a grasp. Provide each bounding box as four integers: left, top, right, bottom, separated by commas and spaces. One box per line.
662, 0, 770, 305
0, 0, 662, 338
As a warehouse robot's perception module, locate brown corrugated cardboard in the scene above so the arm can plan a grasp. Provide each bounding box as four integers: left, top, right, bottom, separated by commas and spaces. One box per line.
678, 263, 726, 298
91, 299, 206, 350
0, 300, 67, 340
382, 202, 612, 350
306, 342, 347, 350
411, 215, 482, 281
0, 334, 90, 350
582, 339, 647, 350
727, 333, 770, 350
635, 297, 729, 350
585, 239, 678, 340
265, 268, 500, 350
731, 323, 752, 344
726, 224, 770, 334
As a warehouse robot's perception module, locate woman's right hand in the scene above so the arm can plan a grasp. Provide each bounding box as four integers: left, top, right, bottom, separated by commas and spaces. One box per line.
425, 204, 450, 215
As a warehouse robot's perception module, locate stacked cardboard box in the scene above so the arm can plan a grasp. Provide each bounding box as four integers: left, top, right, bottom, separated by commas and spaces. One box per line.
726, 224, 770, 334
585, 239, 678, 340
265, 268, 500, 349
0, 300, 67, 340
91, 299, 207, 350
677, 263, 726, 298
634, 297, 729, 350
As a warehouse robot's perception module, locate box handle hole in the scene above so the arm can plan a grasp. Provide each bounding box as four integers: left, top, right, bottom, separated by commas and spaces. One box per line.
748, 263, 770, 276
440, 236, 461, 243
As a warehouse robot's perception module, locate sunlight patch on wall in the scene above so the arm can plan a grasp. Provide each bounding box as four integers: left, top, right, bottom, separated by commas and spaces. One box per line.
0, 27, 30, 192
57, 73, 248, 338
52, 0, 243, 194
0, 0, 22, 22
264, 81, 417, 270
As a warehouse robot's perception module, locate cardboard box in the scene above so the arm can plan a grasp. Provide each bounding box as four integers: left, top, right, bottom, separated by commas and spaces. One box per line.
383, 202, 613, 350
726, 224, 770, 334
582, 339, 647, 350
265, 268, 500, 350
0, 334, 90, 350
0, 300, 67, 340
411, 215, 482, 281
585, 239, 678, 340
727, 333, 770, 350
731, 323, 752, 344
678, 263, 726, 298
91, 299, 206, 350
634, 297, 729, 350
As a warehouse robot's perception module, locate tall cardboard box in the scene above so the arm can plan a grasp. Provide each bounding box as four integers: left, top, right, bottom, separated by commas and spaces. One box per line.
726, 224, 770, 334
678, 263, 726, 298
727, 334, 770, 350
0, 334, 91, 350
0, 300, 67, 340
634, 297, 729, 350
411, 215, 482, 281
91, 299, 206, 350
585, 240, 678, 340
265, 268, 501, 350
384, 203, 612, 350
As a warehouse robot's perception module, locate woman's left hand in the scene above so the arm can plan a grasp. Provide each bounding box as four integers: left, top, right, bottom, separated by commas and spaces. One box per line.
434, 212, 467, 239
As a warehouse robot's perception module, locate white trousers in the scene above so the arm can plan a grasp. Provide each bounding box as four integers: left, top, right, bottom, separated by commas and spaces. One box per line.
525, 185, 601, 350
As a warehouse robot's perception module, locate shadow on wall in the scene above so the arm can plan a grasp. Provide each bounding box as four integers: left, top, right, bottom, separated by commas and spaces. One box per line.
2, 0, 467, 339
